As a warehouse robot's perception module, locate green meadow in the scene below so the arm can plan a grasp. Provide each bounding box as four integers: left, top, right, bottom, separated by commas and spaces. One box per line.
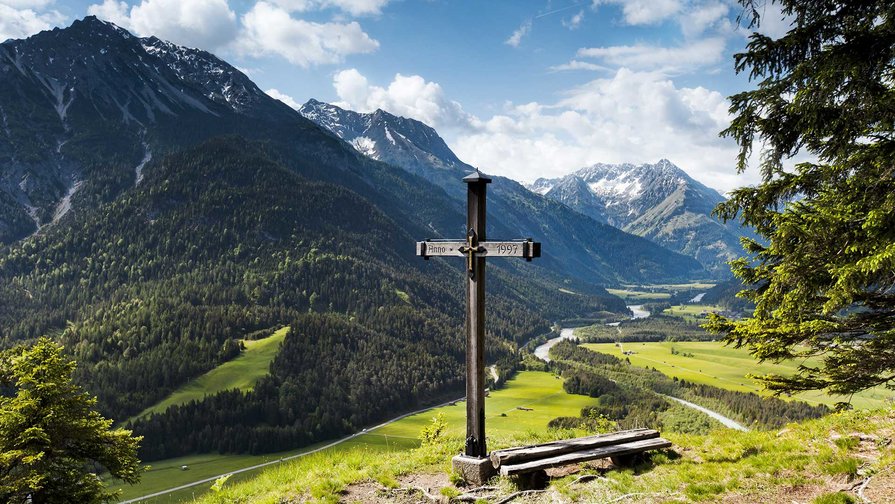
113, 370, 599, 502
583, 341, 895, 409
127, 327, 289, 424
606, 288, 672, 301
662, 304, 724, 322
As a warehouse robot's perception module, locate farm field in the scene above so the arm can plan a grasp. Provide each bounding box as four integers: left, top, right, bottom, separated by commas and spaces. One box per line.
583, 341, 895, 409
112, 370, 599, 503
127, 327, 289, 424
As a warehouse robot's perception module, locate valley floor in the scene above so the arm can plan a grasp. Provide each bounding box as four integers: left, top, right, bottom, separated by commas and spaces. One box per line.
583, 341, 895, 409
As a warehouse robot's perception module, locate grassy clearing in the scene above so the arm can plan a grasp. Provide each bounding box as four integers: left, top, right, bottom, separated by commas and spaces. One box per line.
127, 327, 289, 424
583, 341, 895, 409
606, 288, 672, 301
625, 282, 717, 290
371, 371, 600, 440
662, 304, 725, 322
193, 405, 895, 503
113, 371, 599, 502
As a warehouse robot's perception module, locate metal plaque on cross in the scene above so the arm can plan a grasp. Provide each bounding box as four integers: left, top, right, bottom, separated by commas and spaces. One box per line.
416, 170, 541, 459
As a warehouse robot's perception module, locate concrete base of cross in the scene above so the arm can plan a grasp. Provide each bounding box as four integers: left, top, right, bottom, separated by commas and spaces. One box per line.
451, 454, 496, 485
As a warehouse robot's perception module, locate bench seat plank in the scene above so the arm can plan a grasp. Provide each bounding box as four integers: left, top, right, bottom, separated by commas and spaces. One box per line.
498, 437, 672, 476
490, 428, 659, 468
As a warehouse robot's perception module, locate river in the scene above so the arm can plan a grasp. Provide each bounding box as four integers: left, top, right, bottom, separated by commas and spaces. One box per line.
535, 304, 649, 362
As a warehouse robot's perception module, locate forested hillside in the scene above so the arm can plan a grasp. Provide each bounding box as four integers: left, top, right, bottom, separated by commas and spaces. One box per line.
0, 138, 620, 460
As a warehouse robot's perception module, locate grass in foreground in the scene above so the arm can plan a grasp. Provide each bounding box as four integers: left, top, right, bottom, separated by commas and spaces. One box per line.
194, 406, 895, 503
127, 327, 289, 424
584, 341, 895, 409
113, 371, 600, 502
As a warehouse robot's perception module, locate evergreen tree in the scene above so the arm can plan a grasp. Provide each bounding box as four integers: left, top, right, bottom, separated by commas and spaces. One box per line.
707, 0, 895, 402
0, 338, 143, 503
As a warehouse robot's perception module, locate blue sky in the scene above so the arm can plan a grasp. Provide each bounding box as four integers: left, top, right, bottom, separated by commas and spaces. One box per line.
0, 0, 794, 192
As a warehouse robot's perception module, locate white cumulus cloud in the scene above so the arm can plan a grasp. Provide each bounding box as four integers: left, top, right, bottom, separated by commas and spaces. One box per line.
268, 0, 390, 16
576, 37, 727, 74
453, 69, 747, 192
265, 88, 301, 109
0, 2, 65, 41
87, 0, 237, 50
329, 68, 752, 192
332, 68, 473, 129
505, 20, 531, 47
562, 10, 584, 30
236, 2, 378, 67
548, 60, 607, 72
592, 0, 682, 25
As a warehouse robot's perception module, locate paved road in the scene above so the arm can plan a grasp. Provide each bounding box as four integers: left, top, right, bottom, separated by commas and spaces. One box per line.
663, 395, 749, 431
121, 395, 464, 503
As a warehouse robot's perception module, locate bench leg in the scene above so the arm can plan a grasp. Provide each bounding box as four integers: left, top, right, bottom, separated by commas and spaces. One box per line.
513, 469, 548, 490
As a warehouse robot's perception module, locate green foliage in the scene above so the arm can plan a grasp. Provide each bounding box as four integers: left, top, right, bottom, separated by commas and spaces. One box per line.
418, 413, 447, 445
210, 474, 232, 493
814, 492, 857, 504
0, 338, 143, 503
439, 486, 460, 498
708, 1, 895, 396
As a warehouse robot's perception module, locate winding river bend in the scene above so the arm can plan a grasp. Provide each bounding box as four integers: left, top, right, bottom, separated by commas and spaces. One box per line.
535, 304, 649, 362
533, 304, 748, 431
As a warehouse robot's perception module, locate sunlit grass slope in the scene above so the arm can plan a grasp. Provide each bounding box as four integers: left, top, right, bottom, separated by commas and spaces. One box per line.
584, 341, 895, 409
113, 370, 600, 502
128, 327, 289, 423
195, 406, 895, 503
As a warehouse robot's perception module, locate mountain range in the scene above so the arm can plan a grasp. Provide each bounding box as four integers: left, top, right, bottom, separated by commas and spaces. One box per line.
530, 161, 747, 274
0, 15, 764, 463
0, 17, 719, 460
298, 99, 705, 283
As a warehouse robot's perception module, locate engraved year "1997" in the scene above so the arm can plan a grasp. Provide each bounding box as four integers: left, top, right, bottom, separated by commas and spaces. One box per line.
495, 243, 519, 255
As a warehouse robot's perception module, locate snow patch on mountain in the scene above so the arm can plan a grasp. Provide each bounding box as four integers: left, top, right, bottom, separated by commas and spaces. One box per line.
52, 179, 82, 224
350, 136, 378, 159
135, 142, 152, 186
588, 177, 643, 200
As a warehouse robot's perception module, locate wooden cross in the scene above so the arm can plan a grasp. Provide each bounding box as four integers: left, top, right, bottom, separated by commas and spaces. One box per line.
416, 170, 541, 459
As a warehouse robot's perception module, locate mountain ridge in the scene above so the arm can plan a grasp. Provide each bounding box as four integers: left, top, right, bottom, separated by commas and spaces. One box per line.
530, 160, 747, 275
299, 99, 707, 284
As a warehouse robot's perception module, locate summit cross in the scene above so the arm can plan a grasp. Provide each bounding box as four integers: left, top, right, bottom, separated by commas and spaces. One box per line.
416, 170, 541, 481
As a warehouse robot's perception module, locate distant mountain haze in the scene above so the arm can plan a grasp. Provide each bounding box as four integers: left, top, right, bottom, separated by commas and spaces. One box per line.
530, 160, 751, 275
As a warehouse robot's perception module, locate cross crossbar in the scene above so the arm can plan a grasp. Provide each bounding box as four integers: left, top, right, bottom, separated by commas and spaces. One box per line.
416, 239, 540, 259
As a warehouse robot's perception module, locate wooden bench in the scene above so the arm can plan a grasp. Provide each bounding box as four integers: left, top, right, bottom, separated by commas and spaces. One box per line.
489, 428, 671, 478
